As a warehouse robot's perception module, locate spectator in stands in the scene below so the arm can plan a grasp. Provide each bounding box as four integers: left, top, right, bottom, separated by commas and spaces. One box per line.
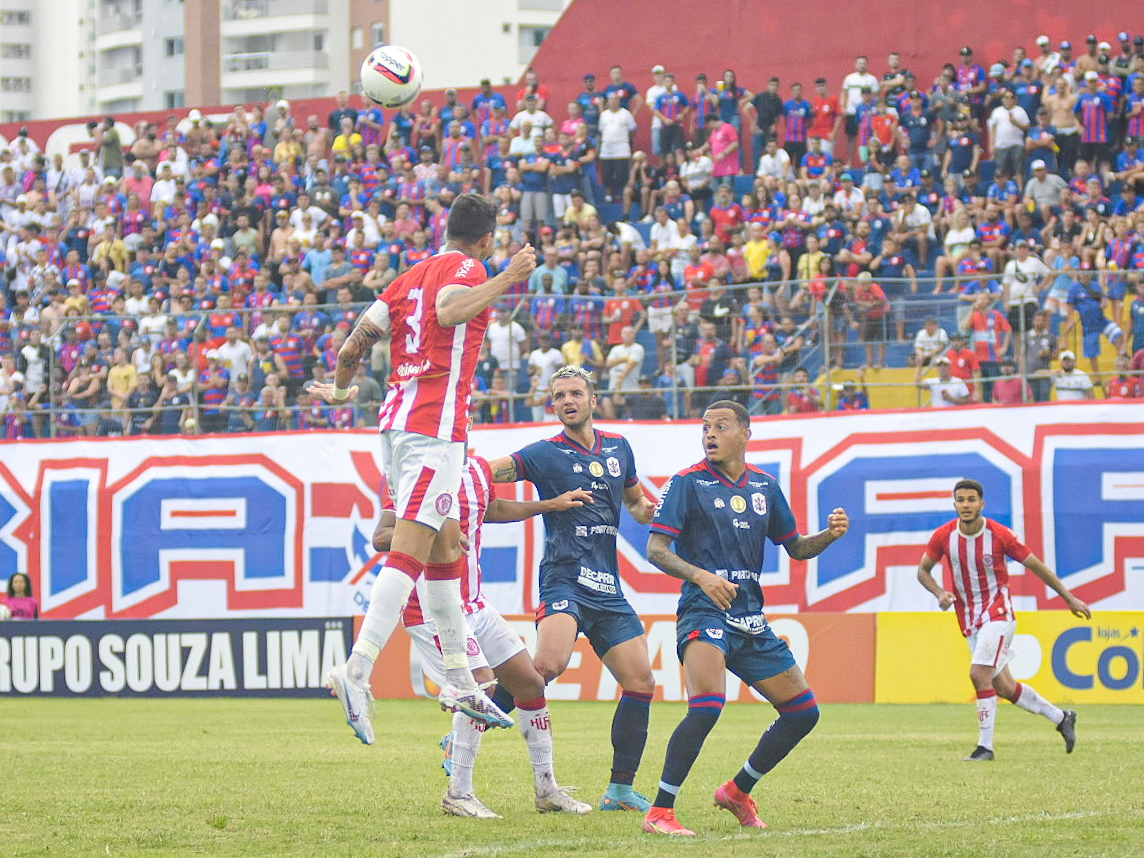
1051, 349, 1095, 400
784, 367, 823, 413
4, 572, 38, 620
603, 324, 645, 418
920, 355, 972, 406
913, 316, 949, 368
836, 371, 871, 410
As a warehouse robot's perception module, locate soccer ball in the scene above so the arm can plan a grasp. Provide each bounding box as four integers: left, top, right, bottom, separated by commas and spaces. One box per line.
360, 45, 423, 109
0, 603, 11, 621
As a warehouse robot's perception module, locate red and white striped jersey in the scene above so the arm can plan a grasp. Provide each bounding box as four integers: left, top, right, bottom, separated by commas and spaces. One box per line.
376, 251, 491, 442
380, 456, 493, 627
925, 518, 1031, 636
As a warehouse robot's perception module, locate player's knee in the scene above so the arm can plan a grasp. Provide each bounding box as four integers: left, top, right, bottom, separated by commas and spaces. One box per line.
532, 658, 562, 685
624, 671, 655, 696
777, 688, 819, 736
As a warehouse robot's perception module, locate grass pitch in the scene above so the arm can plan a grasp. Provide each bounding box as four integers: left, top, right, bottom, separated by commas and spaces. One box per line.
2, 699, 1141, 857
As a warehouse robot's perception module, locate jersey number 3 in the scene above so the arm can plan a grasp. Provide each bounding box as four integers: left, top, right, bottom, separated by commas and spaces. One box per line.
405, 287, 424, 355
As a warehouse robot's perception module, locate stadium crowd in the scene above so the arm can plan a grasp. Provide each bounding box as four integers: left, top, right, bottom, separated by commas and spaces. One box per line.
3, 30, 1144, 437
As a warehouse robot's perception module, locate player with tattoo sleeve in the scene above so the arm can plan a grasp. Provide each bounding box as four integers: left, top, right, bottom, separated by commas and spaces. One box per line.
311, 193, 536, 745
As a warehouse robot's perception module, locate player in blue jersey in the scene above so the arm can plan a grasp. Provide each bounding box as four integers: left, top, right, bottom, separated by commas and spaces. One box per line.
488, 365, 658, 812
642, 399, 850, 836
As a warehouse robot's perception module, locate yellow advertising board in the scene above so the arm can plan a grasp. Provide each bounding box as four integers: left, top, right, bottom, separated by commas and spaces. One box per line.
876, 612, 1144, 704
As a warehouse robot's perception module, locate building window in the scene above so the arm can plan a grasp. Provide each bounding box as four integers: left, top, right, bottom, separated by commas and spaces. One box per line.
165, 37, 184, 56
165, 90, 185, 109
518, 26, 550, 65
313, 32, 324, 52
370, 23, 384, 46
2, 111, 32, 123
351, 26, 363, 50
0, 11, 31, 26
1, 77, 33, 93
1, 44, 32, 59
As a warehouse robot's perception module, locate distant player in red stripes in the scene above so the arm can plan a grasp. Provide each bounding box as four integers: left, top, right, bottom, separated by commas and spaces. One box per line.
916, 479, 1091, 762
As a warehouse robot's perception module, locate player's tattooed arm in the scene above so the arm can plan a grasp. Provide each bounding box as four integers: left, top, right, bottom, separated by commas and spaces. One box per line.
785, 507, 850, 560
647, 532, 738, 610
336, 316, 384, 377
487, 455, 520, 483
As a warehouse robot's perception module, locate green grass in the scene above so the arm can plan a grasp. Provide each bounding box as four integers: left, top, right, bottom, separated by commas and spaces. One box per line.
2, 699, 1142, 857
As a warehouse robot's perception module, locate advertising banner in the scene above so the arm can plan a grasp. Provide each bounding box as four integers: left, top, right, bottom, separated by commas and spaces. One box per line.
874, 611, 1144, 704
368, 613, 875, 704
0, 618, 351, 697
1, 403, 1142, 622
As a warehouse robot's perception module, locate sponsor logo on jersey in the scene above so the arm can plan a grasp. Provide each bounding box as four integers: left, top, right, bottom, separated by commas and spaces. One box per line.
749, 480, 764, 488
395, 358, 432, 378
552, 599, 569, 611
731, 495, 747, 513
733, 519, 751, 530
435, 493, 453, 516
606, 456, 621, 477
752, 492, 767, 515
704, 628, 725, 640
698, 479, 719, 486
602, 445, 618, 453
573, 463, 583, 473
455, 258, 475, 277
589, 461, 605, 477
714, 497, 725, 508
575, 525, 588, 537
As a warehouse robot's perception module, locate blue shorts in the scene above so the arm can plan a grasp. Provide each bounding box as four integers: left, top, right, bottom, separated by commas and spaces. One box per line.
676, 613, 796, 686
1107, 277, 1128, 301
536, 587, 645, 658
1082, 321, 1122, 358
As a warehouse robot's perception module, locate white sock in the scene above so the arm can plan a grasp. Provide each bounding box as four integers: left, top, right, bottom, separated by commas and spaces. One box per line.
423, 578, 475, 690
347, 567, 418, 683
449, 712, 485, 796
1011, 683, 1064, 724
976, 690, 997, 750
517, 699, 556, 794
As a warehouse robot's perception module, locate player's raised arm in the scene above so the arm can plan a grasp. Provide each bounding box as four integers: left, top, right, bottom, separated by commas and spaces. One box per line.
646, 532, 738, 610
311, 300, 389, 404
484, 488, 594, 523
1021, 554, 1092, 619
436, 244, 537, 326
623, 481, 655, 524
917, 552, 956, 610
784, 507, 850, 560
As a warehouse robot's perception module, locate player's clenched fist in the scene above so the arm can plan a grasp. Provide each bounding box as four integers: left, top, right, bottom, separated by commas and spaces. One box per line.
826, 507, 849, 540
504, 243, 537, 281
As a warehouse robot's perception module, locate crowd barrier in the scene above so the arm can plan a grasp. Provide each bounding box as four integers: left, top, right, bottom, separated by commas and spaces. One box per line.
6, 611, 1139, 703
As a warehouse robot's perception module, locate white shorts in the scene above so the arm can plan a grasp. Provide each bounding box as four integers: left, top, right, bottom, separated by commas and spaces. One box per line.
967, 619, 1017, 677
378, 429, 464, 531
406, 605, 527, 686
648, 305, 673, 334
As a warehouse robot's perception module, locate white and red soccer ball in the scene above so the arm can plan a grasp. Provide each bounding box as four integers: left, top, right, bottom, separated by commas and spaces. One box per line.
360, 45, 423, 109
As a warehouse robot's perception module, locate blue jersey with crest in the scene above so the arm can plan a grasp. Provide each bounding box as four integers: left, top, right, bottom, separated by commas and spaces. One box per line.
511, 429, 639, 610
651, 460, 798, 634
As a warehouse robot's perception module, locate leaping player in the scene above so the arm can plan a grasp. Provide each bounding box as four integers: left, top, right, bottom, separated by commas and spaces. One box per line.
917, 478, 1091, 761
312, 193, 536, 744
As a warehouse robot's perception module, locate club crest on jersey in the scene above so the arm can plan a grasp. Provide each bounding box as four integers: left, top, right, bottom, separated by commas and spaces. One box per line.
730, 495, 747, 514
589, 461, 605, 477
435, 493, 453, 516
714, 497, 725, 509
752, 492, 767, 515
982, 554, 994, 568
606, 456, 621, 477
552, 599, 569, 611
705, 628, 725, 640
466, 636, 480, 656
573, 463, 583, 473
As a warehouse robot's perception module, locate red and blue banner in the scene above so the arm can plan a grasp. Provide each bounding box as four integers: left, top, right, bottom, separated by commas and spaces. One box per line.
1, 403, 1142, 621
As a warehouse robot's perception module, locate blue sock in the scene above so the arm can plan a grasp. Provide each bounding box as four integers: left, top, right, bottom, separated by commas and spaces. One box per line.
491, 683, 516, 715
653, 694, 724, 808
732, 689, 819, 794
609, 690, 652, 786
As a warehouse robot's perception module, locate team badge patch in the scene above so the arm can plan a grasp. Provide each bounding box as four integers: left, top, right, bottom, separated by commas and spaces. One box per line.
573, 463, 583, 473
714, 497, 725, 509
730, 495, 747, 513
589, 461, 605, 477
552, 599, 569, 611
752, 492, 767, 515
606, 456, 621, 477
704, 628, 725, 640
435, 493, 453, 516
982, 555, 994, 568
466, 636, 481, 656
